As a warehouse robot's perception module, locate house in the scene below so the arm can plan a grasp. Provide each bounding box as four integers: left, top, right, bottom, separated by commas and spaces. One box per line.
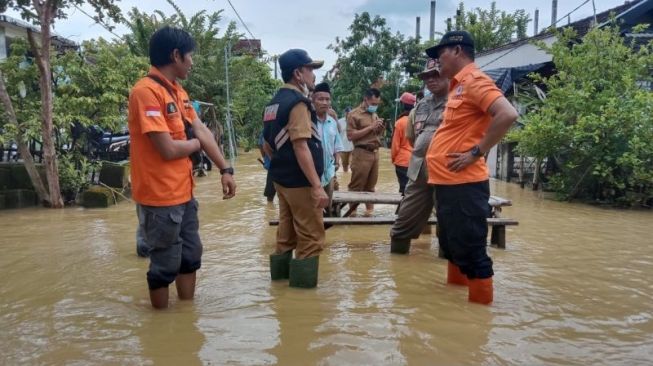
0, 14, 77, 60
476, 0, 653, 181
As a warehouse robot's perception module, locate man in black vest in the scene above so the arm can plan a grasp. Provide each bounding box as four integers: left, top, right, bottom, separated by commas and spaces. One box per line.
262, 49, 329, 288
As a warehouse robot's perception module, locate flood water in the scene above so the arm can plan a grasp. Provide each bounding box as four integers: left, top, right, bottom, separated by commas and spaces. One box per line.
1, 149, 652, 365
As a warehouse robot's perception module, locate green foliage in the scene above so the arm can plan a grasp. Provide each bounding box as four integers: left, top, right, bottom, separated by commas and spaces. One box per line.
326, 12, 407, 123
56, 39, 149, 132
453, 1, 531, 52
57, 152, 98, 202
512, 24, 653, 206
121, 0, 278, 148
0, 38, 147, 141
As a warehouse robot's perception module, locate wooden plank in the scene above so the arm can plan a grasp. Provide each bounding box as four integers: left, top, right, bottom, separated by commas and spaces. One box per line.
269, 217, 518, 226
332, 191, 512, 207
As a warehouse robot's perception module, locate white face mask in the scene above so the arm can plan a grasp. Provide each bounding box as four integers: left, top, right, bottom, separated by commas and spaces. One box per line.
424, 88, 432, 98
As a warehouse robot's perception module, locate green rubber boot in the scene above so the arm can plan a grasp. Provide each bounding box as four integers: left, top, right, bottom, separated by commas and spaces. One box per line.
390, 237, 411, 254
269, 251, 292, 280
289, 256, 319, 288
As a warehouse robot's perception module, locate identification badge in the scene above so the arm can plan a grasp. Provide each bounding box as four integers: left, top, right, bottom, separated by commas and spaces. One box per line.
263, 104, 279, 122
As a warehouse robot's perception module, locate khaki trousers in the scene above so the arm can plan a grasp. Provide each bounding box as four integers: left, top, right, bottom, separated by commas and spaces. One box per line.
348, 148, 379, 192
274, 183, 325, 259
390, 162, 435, 240
340, 151, 351, 172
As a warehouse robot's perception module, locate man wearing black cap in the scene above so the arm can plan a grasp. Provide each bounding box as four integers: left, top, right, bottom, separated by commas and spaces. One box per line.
262, 49, 329, 288
389, 58, 448, 254
424, 31, 519, 305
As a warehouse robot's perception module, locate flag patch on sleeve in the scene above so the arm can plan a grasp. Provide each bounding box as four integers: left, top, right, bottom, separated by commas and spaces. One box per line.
145, 106, 161, 117
263, 104, 279, 122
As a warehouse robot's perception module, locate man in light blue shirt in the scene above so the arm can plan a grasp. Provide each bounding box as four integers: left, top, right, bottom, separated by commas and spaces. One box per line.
312, 82, 343, 214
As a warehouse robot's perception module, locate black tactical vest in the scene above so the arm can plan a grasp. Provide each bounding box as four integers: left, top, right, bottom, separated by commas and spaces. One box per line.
262, 87, 323, 188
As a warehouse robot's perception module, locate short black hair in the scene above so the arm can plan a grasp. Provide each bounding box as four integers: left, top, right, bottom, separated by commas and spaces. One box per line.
364, 88, 381, 99
402, 103, 413, 112
149, 26, 196, 67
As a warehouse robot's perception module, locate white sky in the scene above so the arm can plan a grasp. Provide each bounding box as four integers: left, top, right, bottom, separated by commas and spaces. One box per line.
3, 0, 628, 79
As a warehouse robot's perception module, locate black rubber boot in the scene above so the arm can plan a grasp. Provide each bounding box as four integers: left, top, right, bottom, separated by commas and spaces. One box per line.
390, 237, 411, 254
269, 251, 292, 280
289, 256, 319, 288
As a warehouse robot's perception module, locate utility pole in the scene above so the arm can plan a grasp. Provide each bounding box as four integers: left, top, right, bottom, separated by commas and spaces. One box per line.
272, 55, 279, 79
551, 0, 558, 27
429, 1, 436, 41
534, 8, 539, 35
223, 44, 237, 163
416, 16, 421, 42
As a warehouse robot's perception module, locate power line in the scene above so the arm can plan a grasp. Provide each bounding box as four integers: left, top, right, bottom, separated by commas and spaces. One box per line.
73, 4, 123, 40
226, 0, 257, 45
480, 0, 591, 69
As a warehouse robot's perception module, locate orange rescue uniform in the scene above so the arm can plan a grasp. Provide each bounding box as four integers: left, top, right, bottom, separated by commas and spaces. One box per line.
426, 63, 503, 184
128, 67, 198, 206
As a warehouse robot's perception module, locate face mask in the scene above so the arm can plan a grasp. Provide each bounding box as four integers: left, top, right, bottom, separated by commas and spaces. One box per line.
423, 88, 432, 98
367, 105, 378, 113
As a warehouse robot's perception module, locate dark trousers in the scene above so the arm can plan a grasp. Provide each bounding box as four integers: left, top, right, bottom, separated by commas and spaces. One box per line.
395, 165, 409, 195
435, 181, 493, 279
264, 170, 276, 201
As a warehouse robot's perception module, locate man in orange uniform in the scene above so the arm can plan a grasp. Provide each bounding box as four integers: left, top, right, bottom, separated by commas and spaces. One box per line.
425, 31, 518, 305
391, 92, 415, 195
129, 27, 236, 309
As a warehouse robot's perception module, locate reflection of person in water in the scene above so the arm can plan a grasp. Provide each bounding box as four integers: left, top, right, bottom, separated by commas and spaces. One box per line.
136, 305, 205, 364
386, 257, 494, 364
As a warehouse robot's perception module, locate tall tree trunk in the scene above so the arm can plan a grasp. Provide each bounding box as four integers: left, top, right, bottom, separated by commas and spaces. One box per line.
0, 71, 50, 203
28, 0, 63, 208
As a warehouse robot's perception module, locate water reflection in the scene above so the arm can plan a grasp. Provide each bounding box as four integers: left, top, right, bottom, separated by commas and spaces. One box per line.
0, 150, 651, 365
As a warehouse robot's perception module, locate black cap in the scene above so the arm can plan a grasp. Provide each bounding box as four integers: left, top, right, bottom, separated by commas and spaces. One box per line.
425, 30, 475, 58
314, 82, 330, 94
279, 49, 324, 74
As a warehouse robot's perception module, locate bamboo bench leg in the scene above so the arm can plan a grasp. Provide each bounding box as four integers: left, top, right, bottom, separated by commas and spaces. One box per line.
490, 225, 506, 249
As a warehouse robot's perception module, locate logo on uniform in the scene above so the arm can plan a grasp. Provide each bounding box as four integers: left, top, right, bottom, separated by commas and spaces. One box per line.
449, 35, 464, 42
166, 102, 177, 114
263, 104, 279, 122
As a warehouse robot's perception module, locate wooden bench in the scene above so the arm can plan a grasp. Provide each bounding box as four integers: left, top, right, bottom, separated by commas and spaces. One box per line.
268, 216, 518, 249
330, 191, 512, 218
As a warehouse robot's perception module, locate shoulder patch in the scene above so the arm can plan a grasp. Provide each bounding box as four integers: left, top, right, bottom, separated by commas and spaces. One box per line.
263, 104, 279, 122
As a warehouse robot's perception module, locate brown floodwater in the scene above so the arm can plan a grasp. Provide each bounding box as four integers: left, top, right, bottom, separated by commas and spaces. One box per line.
1, 149, 652, 365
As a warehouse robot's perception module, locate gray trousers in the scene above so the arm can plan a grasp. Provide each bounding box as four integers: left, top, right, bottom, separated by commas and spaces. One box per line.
390, 162, 435, 240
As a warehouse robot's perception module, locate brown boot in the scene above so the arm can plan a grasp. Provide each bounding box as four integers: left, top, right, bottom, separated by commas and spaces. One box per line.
468, 277, 493, 305
446, 262, 469, 286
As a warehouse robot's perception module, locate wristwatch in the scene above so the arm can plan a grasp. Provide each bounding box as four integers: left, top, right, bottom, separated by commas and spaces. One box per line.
220, 167, 234, 175
470, 145, 483, 157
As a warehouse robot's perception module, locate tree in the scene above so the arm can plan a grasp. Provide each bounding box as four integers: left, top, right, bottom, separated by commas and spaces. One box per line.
0, 0, 122, 208
511, 24, 653, 206
0, 37, 148, 202
326, 12, 405, 124
122, 1, 278, 148
453, 1, 531, 52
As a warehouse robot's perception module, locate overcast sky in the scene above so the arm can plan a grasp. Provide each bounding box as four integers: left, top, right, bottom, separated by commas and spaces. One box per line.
4, 0, 629, 79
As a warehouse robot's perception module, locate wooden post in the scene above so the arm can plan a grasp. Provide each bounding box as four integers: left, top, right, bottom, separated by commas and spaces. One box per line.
490, 226, 506, 249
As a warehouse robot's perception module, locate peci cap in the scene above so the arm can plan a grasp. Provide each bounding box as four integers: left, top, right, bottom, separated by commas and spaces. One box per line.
279, 49, 324, 74
425, 30, 475, 58
314, 82, 331, 94
418, 58, 441, 79
395, 92, 416, 106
